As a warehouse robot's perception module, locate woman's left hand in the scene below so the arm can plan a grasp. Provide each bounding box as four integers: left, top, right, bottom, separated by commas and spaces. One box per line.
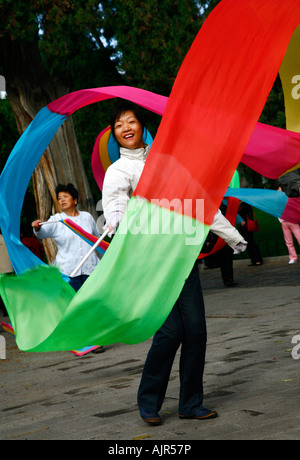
233, 238, 248, 254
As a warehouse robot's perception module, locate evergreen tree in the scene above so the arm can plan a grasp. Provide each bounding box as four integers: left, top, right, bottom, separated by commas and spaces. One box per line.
0, 0, 123, 260
102, 0, 205, 96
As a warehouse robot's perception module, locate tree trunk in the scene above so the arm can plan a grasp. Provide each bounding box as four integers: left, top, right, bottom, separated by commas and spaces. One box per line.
0, 34, 97, 262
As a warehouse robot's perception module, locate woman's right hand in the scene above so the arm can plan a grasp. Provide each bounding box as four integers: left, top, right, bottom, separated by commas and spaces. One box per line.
103, 211, 123, 237
31, 219, 42, 231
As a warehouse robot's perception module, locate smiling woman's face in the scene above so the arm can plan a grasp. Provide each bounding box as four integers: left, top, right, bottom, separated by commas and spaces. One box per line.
114, 110, 144, 150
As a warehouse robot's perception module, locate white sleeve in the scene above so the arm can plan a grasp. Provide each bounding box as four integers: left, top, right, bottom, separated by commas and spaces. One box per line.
33, 214, 61, 240
102, 165, 131, 222
210, 209, 244, 250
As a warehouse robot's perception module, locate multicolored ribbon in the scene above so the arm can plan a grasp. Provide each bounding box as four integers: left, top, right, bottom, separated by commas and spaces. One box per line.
224, 188, 300, 224
1, 0, 300, 353
62, 219, 109, 255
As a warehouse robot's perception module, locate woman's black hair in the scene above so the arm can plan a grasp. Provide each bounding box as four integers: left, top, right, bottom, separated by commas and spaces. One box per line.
110, 100, 146, 140
55, 183, 79, 202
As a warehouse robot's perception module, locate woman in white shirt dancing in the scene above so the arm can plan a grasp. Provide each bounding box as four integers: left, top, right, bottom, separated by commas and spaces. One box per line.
102, 100, 247, 425
32, 183, 100, 292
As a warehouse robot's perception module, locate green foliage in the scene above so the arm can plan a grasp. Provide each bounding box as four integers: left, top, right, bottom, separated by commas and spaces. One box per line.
0, 0, 292, 201
0, 0, 38, 41
103, 0, 204, 95
259, 76, 286, 129
37, 1, 122, 89
239, 76, 286, 190
0, 1, 127, 200
36, 1, 127, 199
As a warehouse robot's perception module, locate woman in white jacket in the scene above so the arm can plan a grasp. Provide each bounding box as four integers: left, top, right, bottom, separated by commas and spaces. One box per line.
102, 100, 247, 425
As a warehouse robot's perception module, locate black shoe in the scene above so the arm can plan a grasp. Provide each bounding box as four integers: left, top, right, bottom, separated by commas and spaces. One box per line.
179, 407, 218, 420
92, 346, 105, 354
224, 281, 238, 287
139, 407, 162, 426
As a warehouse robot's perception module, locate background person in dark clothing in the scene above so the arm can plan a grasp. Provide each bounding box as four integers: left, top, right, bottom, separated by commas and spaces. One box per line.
237, 202, 263, 266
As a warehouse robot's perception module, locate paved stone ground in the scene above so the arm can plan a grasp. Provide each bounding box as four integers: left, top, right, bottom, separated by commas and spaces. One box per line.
1, 257, 300, 441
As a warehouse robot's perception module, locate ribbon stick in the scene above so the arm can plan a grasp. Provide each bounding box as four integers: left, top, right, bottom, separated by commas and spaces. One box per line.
70, 228, 110, 277
38, 220, 62, 226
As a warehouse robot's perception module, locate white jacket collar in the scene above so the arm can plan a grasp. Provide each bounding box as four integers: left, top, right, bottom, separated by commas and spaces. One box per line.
120, 144, 150, 162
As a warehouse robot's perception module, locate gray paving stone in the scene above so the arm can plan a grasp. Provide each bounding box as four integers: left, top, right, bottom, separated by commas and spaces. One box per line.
1, 258, 300, 441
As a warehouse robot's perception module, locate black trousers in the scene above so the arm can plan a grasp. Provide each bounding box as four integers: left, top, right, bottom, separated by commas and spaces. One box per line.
240, 228, 263, 264
219, 244, 234, 283
137, 262, 207, 416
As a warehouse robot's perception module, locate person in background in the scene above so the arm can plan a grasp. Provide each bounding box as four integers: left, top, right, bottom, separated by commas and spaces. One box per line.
277, 186, 300, 264
32, 183, 100, 291
203, 200, 238, 287
32, 183, 104, 355
237, 202, 263, 266
278, 217, 300, 264
278, 169, 300, 198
